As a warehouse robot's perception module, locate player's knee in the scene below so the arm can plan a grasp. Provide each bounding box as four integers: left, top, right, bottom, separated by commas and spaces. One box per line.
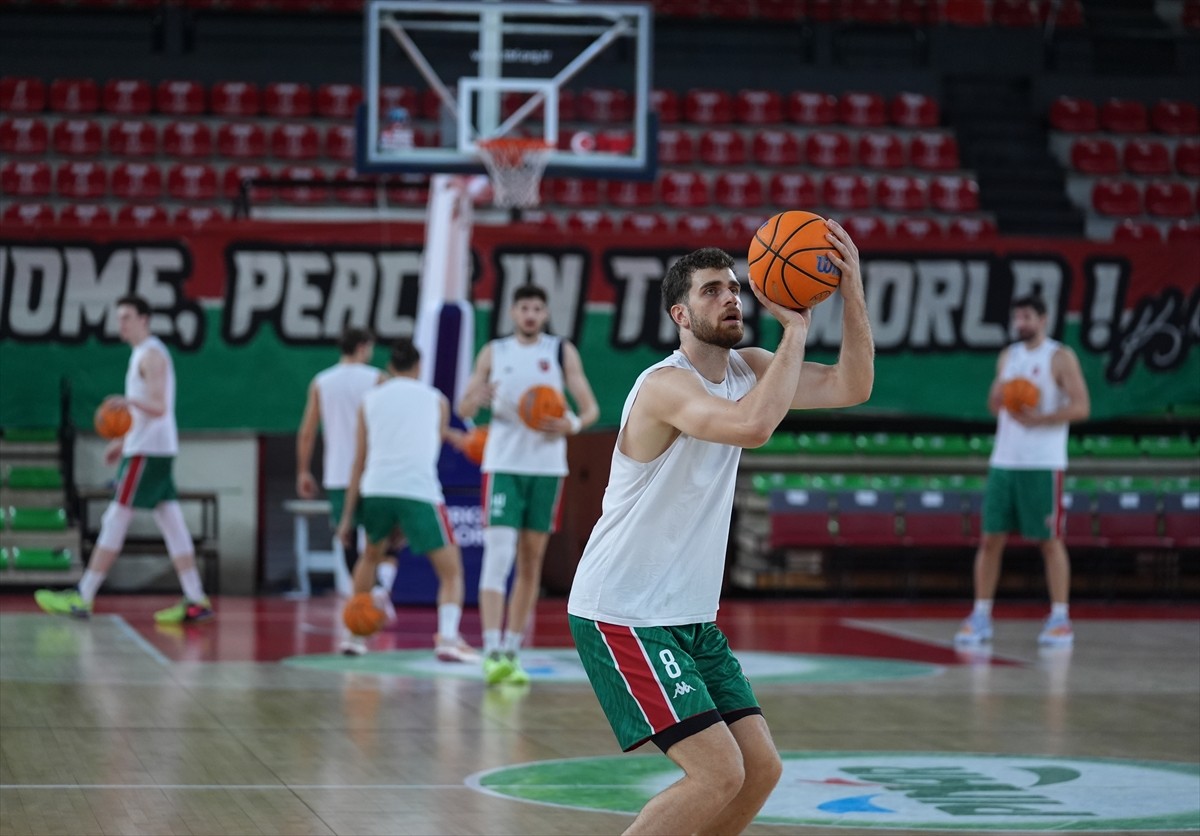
479, 527, 518, 592
747, 747, 783, 792
153, 501, 195, 558
96, 503, 134, 551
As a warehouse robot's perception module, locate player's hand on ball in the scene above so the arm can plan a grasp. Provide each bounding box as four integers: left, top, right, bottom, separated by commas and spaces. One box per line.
823, 220, 862, 295
749, 279, 813, 333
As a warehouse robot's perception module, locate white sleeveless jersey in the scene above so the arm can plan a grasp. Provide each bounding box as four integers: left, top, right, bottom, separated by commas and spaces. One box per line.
991, 338, 1069, 470
122, 336, 178, 456
359, 376, 445, 504
567, 349, 758, 627
315, 362, 379, 489
482, 334, 568, 476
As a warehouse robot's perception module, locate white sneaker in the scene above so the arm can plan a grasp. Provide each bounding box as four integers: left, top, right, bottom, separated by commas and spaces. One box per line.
371, 586, 396, 624
435, 637, 480, 663
339, 635, 367, 656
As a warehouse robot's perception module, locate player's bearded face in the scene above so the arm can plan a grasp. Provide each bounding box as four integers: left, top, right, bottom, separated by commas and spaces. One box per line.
686, 299, 743, 349
512, 299, 549, 337
1012, 308, 1043, 343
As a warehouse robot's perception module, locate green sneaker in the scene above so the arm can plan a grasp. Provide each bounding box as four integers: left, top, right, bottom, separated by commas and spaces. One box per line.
483, 651, 515, 685
506, 653, 530, 685
34, 588, 92, 619
153, 597, 214, 625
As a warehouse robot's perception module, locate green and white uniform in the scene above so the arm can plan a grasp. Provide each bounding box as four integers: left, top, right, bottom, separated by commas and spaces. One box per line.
116, 336, 178, 509
315, 361, 379, 525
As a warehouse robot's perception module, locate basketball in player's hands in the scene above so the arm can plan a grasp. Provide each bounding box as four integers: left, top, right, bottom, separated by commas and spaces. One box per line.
94, 401, 132, 439
747, 210, 842, 309
1001, 378, 1040, 413
518, 385, 566, 429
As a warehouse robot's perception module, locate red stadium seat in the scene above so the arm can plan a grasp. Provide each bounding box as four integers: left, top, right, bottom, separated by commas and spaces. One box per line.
551, 177, 601, 208
515, 210, 561, 233
0, 117, 48, 155
49, 78, 99, 113
875, 174, 929, 211
620, 211, 671, 235
55, 161, 107, 199
223, 163, 274, 201
385, 175, 429, 206
714, 171, 764, 209
848, 0, 900, 24
1144, 181, 1194, 217
596, 129, 634, 154
0, 76, 46, 112
683, 88, 733, 124
52, 118, 103, 156
840, 215, 889, 240
938, 0, 990, 25
1122, 139, 1171, 176
162, 121, 213, 158
278, 165, 328, 204
757, 0, 804, 20
105, 119, 158, 159
1091, 179, 1142, 216
909, 132, 960, 170
946, 216, 998, 239
787, 91, 838, 125
769, 489, 835, 549
211, 81, 261, 116
768, 172, 817, 206
264, 82, 313, 118
930, 175, 980, 211
579, 88, 631, 123
102, 78, 152, 114
751, 129, 801, 166
902, 489, 971, 547
155, 80, 206, 115
325, 124, 356, 161
115, 203, 169, 227
1175, 140, 1200, 176
216, 122, 266, 159
1167, 220, 1200, 242
316, 83, 362, 119
59, 203, 112, 228
857, 132, 906, 169
270, 123, 320, 160
735, 89, 783, 124
2, 202, 54, 226
1112, 219, 1163, 243
657, 128, 694, 165
1163, 491, 1200, 548
378, 85, 418, 115
1, 161, 51, 197
1099, 98, 1149, 134
834, 488, 902, 548
675, 213, 724, 236
417, 89, 443, 120
331, 167, 374, 206
728, 213, 770, 237
894, 216, 945, 240
659, 171, 711, 207
805, 131, 853, 168
1048, 95, 1098, 132
898, 0, 933, 23
698, 129, 747, 165
566, 210, 616, 234
890, 92, 939, 128
167, 162, 218, 200
1150, 99, 1199, 135
651, 88, 680, 124
993, 0, 1039, 26
174, 205, 227, 227
822, 173, 872, 211
1095, 489, 1167, 549
111, 162, 163, 200
839, 91, 886, 127
1069, 138, 1120, 174
606, 179, 657, 208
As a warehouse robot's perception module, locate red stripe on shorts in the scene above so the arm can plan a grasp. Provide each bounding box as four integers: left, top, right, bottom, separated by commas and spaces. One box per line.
117, 456, 145, 507
436, 503, 457, 545
1051, 469, 1065, 539
597, 622, 679, 732
549, 478, 564, 533
481, 472, 491, 522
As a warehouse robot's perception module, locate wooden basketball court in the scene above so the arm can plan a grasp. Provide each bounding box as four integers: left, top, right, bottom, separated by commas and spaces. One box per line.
1, 594, 1197, 835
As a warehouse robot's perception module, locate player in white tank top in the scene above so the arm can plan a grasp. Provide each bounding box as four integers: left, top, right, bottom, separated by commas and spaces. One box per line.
955, 294, 1092, 650
569, 233, 875, 834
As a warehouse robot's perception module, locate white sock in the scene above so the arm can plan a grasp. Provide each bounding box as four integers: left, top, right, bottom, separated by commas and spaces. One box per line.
503, 630, 523, 653
973, 600, 993, 618
178, 568, 206, 602
1051, 603, 1069, 620
483, 629, 501, 655
437, 603, 461, 643
77, 569, 105, 603
376, 560, 397, 592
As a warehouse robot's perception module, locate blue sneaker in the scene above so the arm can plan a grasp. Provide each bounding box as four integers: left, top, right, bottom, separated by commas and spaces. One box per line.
1038, 616, 1074, 647
954, 612, 993, 645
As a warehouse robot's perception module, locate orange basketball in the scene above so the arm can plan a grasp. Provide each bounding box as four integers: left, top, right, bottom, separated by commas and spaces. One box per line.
1001, 377, 1040, 413
462, 426, 488, 465
342, 592, 386, 637
93, 402, 132, 439
518, 385, 566, 429
746, 210, 842, 309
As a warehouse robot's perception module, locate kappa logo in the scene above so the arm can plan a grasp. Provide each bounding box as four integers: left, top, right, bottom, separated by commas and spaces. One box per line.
673, 681, 695, 698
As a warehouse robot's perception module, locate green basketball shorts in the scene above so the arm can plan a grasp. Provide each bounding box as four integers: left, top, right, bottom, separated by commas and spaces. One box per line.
482, 472, 563, 532
569, 615, 762, 752
982, 466, 1065, 540
358, 496, 455, 554
115, 455, 179, 509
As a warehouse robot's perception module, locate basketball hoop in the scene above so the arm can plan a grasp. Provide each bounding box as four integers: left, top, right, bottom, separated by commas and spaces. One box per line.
475, 137, 554, 209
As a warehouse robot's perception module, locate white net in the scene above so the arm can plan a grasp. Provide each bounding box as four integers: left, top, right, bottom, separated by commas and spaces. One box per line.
475, 138, 554, 209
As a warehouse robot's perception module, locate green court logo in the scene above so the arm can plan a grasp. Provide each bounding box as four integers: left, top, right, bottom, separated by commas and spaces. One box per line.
284, 648, 941, 683
469, 752, 1200, 831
